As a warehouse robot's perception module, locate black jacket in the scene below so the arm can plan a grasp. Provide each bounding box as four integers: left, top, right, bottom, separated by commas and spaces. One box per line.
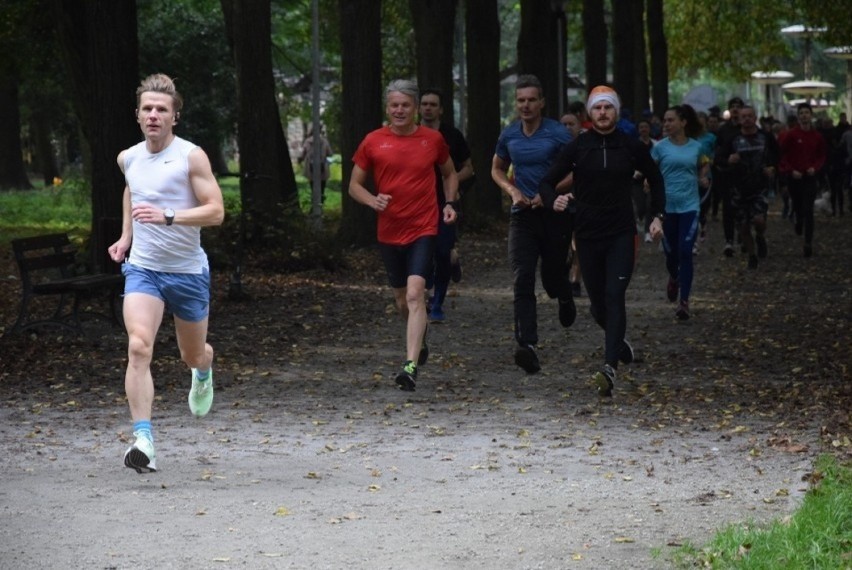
540, 128, 665, 240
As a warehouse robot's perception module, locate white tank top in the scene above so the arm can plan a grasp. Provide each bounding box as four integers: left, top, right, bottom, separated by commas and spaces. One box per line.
123, 136, 208, 273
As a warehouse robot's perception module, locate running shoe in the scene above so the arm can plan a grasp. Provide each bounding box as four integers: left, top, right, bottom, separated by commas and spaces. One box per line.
395, 360, 417, 391
676, 300, 690, 320
666, 277, 679, 302
124, 431, 157, 473
593, 364, 615, 398
748, 255, 758, 269
429, 304, 445, 323
188, 368, 214, 418
450, 249, 462, 283
755, 235, 767, 259
514, 344, 541, 374
723, 242, 734, 257
803, 243, 813, 258
558, 296, 577, 327
644, 232, 653, 243
618, 338, 634, 365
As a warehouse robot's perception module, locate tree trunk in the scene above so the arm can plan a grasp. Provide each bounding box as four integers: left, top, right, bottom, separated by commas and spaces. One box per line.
464, 0, 503, 225
52, 0, 139, 272
646, 0, 668, 114
337, 0, 382, 247
0, 78, 32, 190
517, 0, 561, 119
582, 0, 607, 90
631, 0, 650, 115
222, 0, 298, 247
410, 0, 457, 127
611, 0, 635, 113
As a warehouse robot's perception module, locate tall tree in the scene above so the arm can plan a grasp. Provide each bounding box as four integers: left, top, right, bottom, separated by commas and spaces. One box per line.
0, 0, 35, 190
465, 0, 503, 224
222, 0, 298, 246
582, 0, 607, 90
409, 0, 457, 127
517, 0, 561, 118
647, 0, 668, 113
337, 0, 383, 246
611, 0, 636, 112
52, 0, 139, 270
631, 0, 650, 114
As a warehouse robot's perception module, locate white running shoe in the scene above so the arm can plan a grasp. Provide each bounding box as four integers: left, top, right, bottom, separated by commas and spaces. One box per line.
188, 369, 214, 418
124, 431, 157, 473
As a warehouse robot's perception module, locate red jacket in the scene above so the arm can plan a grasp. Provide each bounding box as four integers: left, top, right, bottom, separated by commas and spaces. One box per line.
779, 127, 827, 175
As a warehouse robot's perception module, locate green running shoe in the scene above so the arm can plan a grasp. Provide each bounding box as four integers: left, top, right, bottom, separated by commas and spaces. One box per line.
395, 360, 418, 391
188, 368, 214, 418
124, 431, 157, 473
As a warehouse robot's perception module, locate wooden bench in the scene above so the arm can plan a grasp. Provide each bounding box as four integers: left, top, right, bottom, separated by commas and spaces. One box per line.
9, 233, 124, 335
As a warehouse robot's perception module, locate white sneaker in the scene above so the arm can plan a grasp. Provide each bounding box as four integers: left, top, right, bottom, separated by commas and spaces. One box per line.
644, 232, 653, 243
124, 431, 157, 473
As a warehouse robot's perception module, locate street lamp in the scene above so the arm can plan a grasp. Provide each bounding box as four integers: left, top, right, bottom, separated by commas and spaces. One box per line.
750, 70, 794, 118
780, 24, 826, 79
824, 46, 852, 118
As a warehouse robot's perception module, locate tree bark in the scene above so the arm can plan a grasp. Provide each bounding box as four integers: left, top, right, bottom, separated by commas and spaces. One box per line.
582, 0, 607, 90
0, 78, 32, 190
222, 0, 298, 246
517, 0, 561, 119
646, 0, 668, 114
410, 0, 457, 127
464, 0, 503, 225
337, 0, 383, 246
631, 0, 650, 116
52, 0, 139, 271
611, 0, 635, 113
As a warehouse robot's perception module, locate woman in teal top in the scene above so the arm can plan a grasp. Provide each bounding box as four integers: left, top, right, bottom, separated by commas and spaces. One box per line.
651, 104, 710, 320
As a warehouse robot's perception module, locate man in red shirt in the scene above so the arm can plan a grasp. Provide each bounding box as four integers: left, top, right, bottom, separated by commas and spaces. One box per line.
779, 103, 827, 257
349, 79, 459, 390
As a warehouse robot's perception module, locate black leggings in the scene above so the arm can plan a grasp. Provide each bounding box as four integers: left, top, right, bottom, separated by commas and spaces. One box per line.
576, 231, 634, 367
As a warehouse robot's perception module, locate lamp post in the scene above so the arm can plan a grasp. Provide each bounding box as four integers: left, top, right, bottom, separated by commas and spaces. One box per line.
750, 70, 793, 118
824, 46, 852, 118
780, 24, 826, 79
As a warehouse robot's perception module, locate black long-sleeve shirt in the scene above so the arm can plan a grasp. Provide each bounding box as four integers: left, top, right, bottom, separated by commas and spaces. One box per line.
540, 128, 665, 240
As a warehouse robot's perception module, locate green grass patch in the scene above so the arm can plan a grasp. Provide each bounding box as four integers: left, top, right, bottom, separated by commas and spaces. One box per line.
662, 455, 852, 569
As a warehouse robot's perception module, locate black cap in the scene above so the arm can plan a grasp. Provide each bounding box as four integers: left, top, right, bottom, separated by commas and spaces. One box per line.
728, 96, 744, 108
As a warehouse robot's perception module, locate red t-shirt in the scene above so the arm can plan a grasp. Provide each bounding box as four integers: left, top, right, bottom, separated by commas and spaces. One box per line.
353, 126, 450, 245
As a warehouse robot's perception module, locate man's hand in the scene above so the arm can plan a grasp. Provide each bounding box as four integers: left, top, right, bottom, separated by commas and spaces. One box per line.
373, 193, 392, 211
553, 192, 574, 213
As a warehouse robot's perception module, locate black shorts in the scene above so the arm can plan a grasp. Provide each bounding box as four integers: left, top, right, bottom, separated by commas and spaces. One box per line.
733, 193, 768, 224
378, 235, 436, 289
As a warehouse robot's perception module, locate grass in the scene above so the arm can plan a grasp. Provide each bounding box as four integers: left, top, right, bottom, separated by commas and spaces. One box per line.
0, 173, 343, 245
659, 455, 852, 569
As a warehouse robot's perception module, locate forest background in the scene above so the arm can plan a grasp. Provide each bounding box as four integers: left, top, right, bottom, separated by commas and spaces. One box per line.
1, 0, 851, 272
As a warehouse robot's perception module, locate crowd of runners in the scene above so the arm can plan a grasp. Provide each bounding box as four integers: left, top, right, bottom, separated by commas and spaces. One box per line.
114, 72, 846, 473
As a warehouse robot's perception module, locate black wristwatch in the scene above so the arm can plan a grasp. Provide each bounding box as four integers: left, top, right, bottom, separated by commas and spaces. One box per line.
164, 208, 175, 226
445, 201, 460, 210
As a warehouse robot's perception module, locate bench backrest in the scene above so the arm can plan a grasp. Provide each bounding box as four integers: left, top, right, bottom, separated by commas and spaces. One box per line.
12, 233, 79, 289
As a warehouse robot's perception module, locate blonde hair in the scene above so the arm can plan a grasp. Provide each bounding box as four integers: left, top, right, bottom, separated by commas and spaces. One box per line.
136, 73, 183, 113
